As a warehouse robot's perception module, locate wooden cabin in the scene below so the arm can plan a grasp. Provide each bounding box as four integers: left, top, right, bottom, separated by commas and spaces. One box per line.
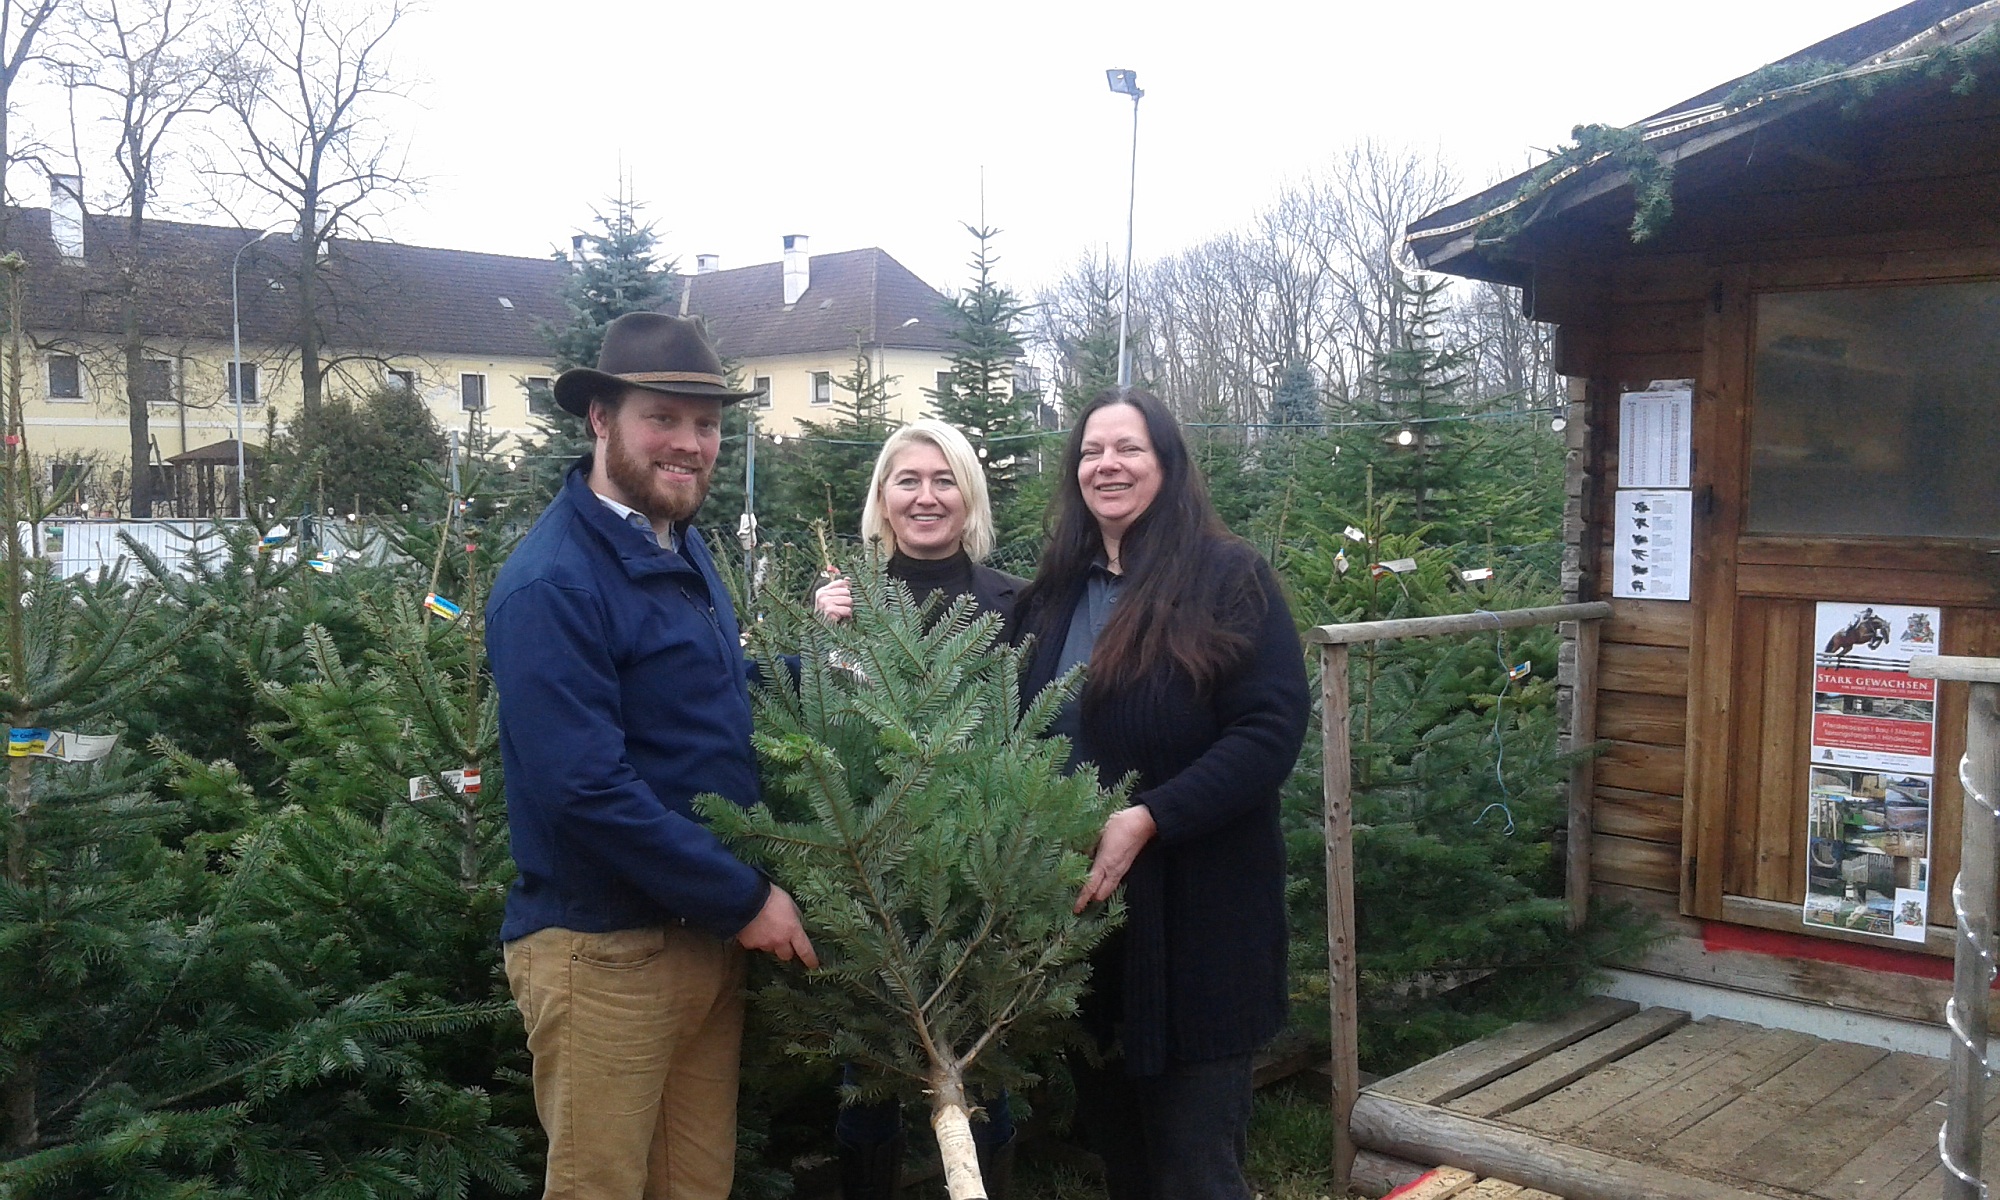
1353, 2, 2000, 1196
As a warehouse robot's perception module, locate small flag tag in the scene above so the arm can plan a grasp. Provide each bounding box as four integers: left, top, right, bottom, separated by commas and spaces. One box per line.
407, 767, 481, 804
262, 524, 290, 546
306, 558, 334, 574
1369, 558, 1418, 578
423, 593, 463, 620
8, 728, 48, 756
1508, 661, 1532, 682
1343, 525, 1368, 543
1459, 566, 1494, 583
39, 731, 116, 762
1334, 549, 1350, 576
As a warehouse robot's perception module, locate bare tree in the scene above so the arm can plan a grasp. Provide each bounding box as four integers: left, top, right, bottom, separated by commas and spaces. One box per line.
215, 0, 414, 420
0, 1, 62, 218
57, 0, 231, 515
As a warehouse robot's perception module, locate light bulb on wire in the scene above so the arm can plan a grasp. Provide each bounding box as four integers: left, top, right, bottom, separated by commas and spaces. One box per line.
1395, 428, 1415, 447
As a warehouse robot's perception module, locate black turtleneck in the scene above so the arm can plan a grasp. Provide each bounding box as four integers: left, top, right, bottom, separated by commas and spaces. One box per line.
888, 549, 977, 612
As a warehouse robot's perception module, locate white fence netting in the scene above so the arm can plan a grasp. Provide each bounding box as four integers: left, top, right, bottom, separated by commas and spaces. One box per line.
36, 519, 390, 580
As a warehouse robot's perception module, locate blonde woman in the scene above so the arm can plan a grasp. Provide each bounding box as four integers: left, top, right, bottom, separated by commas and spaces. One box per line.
814, 418, 1021, 637
812, 418, 1022, 1199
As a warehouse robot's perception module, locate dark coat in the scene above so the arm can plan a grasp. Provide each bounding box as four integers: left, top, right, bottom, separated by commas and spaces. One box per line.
487, 462, 770, 943
1018, 538, 1309, 1075
884, 550, 1023, 636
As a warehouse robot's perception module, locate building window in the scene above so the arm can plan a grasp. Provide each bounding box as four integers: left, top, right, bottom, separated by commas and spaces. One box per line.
526, 375, 555, 415
139, 358, 175, 406
226, 361, 259, 403
935, 370, 953, 397
47, 353, 81, 399
460, 373, 487, 412
810, 371, 832, 406
387, 367, 415, 392
48, 461, 86, 496
753, 375, 773, 409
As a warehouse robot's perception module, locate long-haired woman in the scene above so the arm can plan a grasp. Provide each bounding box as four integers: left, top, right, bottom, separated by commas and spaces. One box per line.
1016, 388, 1309, 1200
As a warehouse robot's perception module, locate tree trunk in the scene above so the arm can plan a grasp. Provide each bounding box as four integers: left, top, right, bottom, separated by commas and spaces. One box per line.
927, 1066, 986, 1200
125, 292, 152, 517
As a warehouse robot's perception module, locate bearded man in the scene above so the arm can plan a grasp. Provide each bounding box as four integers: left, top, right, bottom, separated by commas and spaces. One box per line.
487, 312, 816, 1200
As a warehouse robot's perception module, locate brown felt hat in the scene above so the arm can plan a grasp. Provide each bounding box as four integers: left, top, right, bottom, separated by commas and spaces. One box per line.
553, 312, 757, 416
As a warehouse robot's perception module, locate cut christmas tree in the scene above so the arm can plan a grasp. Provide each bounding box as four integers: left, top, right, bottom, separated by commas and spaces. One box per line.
701, 561, 1122, 1200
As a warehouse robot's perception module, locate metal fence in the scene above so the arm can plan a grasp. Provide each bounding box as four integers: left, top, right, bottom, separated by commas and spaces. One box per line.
40, 519, 390, 580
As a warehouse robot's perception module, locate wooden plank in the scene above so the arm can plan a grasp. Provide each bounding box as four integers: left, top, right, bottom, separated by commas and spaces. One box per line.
1815, 1083, 1949, 1200
1733, 1050, 1947, 1192
1737, 535, 2000, 577
1384, 1167, 1478, 1199
1507, 1017, 1758, 1136
1735, 563, 2000, 607
1595, 691, 1686, 746
1654, 1039, 1888, 1169
1912, 654, 2000, 685
1750, 601, 1809, 902
1350, 1090, 1780, 1200
1366, 997, 1640, 1106
1353, 1148, 1428, 1197
1720, 598, 1771, 899
1574, 1025, 1822, 1158
1591, 833, 1679, 892
1683, 267, 1752, 922
1597, 643, 1688, 697
1445, 1008, 1690, 1119
1719, 892, 1954, 958
1324, 643, 1359, 1194
1566, 618, 1600, 930
1458, 1180, 1523, 1199
1602, 600, 1694, 649
1307, 603, 1614, 646
1512, 1191, 1563, 1200
1595, 787, 1681, 843
1594, 740, 1684, 798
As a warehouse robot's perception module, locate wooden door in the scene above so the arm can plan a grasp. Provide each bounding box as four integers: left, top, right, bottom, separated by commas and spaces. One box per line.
1684, 265, 2000, 951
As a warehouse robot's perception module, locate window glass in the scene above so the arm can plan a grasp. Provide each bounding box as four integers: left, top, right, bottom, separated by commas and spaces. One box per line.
811, 371, 831, 406
754, 375, 772, 409
226, 361, 259, 402
47, 354, 81, 399
1751, 283, 2000, 539
139, 358, 174, 406
461, 373, 486, 411
526, 376, 554, 415
388, 368, 416, 392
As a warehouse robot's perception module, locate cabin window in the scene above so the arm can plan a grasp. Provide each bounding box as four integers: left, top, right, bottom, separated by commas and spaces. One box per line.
1750, 283, 2000, 540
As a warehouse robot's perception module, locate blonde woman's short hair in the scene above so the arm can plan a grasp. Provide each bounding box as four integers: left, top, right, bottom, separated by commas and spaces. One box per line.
859, 419, 996, 561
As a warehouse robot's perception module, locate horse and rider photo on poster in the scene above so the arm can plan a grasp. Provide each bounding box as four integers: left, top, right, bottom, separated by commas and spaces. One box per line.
1801, 601, 1942, 942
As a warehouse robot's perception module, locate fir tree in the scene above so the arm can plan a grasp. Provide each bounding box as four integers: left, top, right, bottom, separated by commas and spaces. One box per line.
1269, 359, 1321, 430
518, 187, 680, 501
927, 225, 1039, 508
774, 336, 898, 541
702, 562, 1121, 1200
1054, 267, 1123, 418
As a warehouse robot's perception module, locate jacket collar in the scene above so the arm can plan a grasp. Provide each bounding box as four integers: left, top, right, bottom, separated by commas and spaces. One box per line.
562, 458, 707, 582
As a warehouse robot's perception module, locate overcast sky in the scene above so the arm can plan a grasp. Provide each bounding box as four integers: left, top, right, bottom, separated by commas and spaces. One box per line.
40, 0, 1905, 294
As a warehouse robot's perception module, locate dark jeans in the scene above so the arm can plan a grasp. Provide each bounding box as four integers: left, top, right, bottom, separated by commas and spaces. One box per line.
1070, 1051, 1255, 1200
834, 1064, 1014, 1149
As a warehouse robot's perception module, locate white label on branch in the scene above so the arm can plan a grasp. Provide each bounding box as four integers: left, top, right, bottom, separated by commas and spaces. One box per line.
408, 768, 481, 804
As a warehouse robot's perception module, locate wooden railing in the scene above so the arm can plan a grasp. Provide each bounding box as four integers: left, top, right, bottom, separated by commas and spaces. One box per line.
1309, 601, 1613, 1194
1910, 654, 2000, 1200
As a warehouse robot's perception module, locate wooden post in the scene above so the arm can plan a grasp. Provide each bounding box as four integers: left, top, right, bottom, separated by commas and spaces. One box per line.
1323, 642, 1358, 1195
1910, 656, 2000, 1200
1565, 618, 1602, 930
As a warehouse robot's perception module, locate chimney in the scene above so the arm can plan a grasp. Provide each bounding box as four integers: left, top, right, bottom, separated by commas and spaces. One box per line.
49, 173, 83, 262
570, 234, 586, 265
696, 253, 720, 274
782, 234, 809, 305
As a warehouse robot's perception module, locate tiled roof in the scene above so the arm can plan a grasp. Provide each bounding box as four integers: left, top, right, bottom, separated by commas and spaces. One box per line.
1, 207, 571, 359
681, 247, 955, 361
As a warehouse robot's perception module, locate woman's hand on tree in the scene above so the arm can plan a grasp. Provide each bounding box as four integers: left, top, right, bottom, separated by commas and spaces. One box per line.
1075, 804, 1157, 912
814, 577, 853, 622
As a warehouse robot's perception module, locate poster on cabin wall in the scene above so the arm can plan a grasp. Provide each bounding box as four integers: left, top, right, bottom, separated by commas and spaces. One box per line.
1617, 387, 1693, 489
1611, 489, 1692, 600
1801, 601, 1942, 942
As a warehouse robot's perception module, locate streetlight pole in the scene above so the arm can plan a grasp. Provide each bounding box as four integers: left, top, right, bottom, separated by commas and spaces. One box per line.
231, 226, 283, 519
1107, 68, 1144, 388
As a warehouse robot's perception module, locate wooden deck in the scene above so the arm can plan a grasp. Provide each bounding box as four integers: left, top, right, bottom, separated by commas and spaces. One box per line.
1352, 996, 1964, 1200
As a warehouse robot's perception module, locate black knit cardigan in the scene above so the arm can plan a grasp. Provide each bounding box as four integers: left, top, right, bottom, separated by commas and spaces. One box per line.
1017, 538, 1309, 1075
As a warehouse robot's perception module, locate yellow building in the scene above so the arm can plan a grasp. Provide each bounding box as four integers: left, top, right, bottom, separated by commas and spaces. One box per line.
4, 192, 967, 515
680, 237, 957, 434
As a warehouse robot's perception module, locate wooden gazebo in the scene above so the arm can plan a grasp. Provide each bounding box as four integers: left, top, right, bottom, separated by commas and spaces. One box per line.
1328, 3, 2000, 1196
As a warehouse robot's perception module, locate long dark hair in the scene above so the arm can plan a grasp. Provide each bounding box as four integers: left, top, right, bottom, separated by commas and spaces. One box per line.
1020, 388, 1259, 694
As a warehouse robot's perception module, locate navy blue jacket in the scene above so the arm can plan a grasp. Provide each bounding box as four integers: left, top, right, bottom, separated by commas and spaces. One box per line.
488, 461, 769, 942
